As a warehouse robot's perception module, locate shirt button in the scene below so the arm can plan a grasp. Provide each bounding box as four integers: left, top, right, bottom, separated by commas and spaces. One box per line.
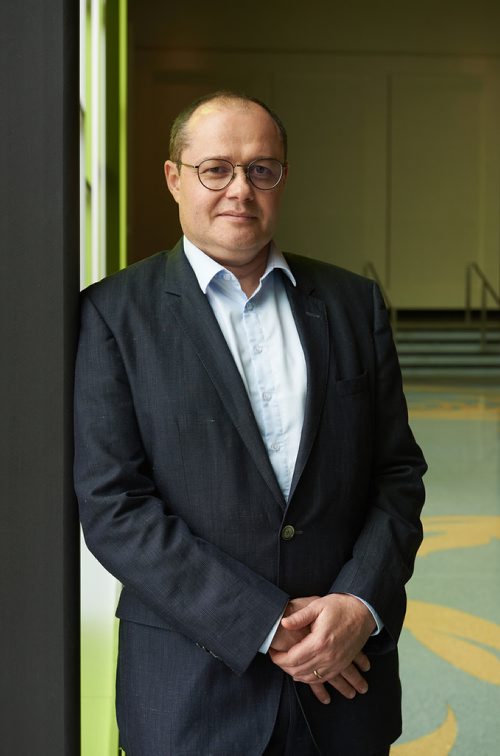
253, 344, 263, 354
223, 272, 232, 281
245, 302, 254, 312
262, 391, 272, 402
270, 441, 280, 451
281, 525, 295, 541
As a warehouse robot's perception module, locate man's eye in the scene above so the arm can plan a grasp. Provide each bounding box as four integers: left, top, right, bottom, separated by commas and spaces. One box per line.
200, 162, 232, 176
251, 164, 272, 176
208, 166, 230, 175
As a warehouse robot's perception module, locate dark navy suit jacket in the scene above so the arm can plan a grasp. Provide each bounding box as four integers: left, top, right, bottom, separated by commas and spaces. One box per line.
74, 242, 426, 755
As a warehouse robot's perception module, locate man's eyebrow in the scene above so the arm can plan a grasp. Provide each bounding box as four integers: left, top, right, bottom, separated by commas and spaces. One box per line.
185, 154, 230, 164
196, 154, 281, 162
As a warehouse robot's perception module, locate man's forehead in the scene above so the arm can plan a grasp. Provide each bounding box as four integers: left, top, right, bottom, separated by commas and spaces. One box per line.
187, 99, 260, 130
183, 99, 282, 156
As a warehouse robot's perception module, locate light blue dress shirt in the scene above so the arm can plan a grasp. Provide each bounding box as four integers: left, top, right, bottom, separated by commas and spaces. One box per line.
183, 237, 382, 651
184, 237, 307, 502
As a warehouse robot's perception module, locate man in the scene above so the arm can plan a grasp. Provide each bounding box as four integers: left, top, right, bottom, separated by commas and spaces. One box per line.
74, 91, 426, 755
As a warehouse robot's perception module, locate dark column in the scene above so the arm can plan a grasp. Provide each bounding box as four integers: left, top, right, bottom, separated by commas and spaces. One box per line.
0, 2, 80, 754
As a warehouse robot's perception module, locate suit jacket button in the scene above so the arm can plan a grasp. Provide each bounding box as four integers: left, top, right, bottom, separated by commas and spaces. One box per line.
281, 524, 295, 541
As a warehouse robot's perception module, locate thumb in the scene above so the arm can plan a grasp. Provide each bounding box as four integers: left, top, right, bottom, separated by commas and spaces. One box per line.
281, 603, 317, 630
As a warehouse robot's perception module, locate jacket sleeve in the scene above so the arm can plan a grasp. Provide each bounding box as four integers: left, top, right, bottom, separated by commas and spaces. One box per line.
74, 293, 288, 675
329, 283, 427, 650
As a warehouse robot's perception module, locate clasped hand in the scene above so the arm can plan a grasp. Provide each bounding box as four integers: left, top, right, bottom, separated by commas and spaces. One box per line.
269, 594, 375, 705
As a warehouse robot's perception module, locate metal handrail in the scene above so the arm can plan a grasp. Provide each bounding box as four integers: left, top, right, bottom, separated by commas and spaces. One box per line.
363, 262, 397, 336
465, 262, 500, 350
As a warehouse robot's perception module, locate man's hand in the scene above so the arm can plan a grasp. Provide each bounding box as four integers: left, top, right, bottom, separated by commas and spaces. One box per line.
269, 596, 333, 704
270, 596, 320, 652
269, 594, 375, 703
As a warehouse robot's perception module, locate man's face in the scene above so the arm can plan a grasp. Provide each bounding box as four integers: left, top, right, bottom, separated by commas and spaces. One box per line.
164, 101, 287, 271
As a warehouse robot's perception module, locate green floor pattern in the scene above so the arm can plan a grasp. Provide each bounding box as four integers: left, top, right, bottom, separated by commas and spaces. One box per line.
394, 384, 500, 755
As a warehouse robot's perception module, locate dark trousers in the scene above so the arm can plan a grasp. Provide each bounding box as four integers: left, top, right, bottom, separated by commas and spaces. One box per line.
264, 677, 319, 755
263, 677, 390, 756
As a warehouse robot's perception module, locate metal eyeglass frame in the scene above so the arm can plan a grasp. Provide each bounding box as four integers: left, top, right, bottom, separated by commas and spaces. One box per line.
176, 157, 286, 191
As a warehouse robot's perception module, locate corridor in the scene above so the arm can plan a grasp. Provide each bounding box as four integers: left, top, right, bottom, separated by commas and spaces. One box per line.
393, 382, 500, 754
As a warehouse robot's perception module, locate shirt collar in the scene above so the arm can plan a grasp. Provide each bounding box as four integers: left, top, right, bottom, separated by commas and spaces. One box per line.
183, 235, 296, 294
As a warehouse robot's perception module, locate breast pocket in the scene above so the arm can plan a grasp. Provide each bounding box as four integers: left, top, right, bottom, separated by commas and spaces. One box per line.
335, 371, 368, 396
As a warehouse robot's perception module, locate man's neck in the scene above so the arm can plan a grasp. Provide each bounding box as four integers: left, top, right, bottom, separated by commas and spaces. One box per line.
225, 254, 268, 297
183, 237, 277, 298
212, 244, 270, 298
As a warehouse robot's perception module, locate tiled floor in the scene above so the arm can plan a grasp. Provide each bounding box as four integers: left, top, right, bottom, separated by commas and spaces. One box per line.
393, 383, 500, 755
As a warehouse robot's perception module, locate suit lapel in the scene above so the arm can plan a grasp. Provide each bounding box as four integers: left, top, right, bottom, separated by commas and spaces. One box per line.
283, 265, 330, 504
163, 244, 286, 511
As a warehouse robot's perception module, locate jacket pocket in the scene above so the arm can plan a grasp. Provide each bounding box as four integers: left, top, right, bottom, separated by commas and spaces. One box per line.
335, 371, 368, 396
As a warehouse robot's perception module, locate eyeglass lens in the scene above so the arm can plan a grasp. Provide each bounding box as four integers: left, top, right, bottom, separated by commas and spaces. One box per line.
197, 159, 283, 190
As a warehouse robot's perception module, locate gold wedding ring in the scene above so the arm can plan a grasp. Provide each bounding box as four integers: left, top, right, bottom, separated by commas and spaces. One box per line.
312, 669, 323, 680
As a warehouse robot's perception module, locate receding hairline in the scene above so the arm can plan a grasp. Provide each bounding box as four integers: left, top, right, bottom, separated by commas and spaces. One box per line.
169, 91, 288, 163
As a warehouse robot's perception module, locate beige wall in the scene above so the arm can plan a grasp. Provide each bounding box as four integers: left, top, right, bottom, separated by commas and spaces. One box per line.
129, 1, 500, 309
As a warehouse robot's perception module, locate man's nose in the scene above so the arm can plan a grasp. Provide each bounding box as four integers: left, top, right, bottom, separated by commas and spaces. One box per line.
226, 166, 254, 198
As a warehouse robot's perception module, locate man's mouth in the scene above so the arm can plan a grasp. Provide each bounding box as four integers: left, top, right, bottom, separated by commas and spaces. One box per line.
218, 211, 256, 220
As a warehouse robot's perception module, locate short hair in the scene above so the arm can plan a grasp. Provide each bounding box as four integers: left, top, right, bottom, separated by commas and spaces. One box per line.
168, 90, 288, 163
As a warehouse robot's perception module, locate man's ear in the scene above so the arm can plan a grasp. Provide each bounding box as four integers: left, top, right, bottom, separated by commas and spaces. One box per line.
164, 160, 180, 203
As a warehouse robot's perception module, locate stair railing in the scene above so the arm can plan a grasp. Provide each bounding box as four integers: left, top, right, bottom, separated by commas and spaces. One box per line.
363, 262, 398, 337
465, 263, 500, 351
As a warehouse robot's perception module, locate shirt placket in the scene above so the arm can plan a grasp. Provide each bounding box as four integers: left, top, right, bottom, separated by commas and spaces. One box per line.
242, 296, 292, 499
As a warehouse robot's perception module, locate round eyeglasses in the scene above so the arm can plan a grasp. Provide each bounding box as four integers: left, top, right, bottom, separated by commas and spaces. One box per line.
177, 158, 286, 191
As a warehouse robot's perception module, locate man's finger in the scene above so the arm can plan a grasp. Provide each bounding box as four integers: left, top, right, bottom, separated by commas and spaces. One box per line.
353, 651, 371, 672
340, 663, 368, 694
269, 637, 318, 671
268, 646, 311, 672
326, 675, 357, 700
285, 596, 320, 616
307, 682, 331, 705
281, 603, 318, 630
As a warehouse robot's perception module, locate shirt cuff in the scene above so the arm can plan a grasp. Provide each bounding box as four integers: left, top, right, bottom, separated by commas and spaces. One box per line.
347, 593, 383, 635
259, 612, 285, 653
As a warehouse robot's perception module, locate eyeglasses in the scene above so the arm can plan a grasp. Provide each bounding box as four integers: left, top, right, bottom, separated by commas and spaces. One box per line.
177, 158, 286, 191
